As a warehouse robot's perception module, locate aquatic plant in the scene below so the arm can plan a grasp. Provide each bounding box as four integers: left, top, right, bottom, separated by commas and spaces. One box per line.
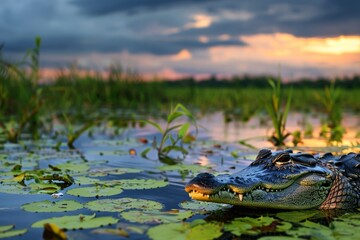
265, 78, 292, 146
0, 37, 43, 143
141, 104, 198, 162
61, 113, 99, 148
316, 80, 345, 143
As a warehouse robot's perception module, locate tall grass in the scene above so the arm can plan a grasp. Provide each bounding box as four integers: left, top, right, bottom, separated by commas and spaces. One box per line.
265, 78, 292, 146
0, 37, 359, 145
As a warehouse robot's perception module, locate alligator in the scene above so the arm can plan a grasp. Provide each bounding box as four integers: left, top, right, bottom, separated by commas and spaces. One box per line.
185, 149, 360, 210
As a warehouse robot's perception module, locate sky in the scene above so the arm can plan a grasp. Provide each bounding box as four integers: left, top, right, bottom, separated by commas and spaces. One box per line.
1, 0, 360, 80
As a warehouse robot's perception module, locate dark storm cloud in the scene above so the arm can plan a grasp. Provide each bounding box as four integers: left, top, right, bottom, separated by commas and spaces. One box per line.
1, 0, 359, 58
3, 34, 244, 56
70, 0, 216, 15
175, 0, 360, 37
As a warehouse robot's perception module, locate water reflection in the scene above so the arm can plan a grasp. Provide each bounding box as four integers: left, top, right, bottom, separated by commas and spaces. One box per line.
195, 112, 360, 151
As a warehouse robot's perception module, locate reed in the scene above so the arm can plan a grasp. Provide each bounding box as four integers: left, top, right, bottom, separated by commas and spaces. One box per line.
265, 78, 292, 146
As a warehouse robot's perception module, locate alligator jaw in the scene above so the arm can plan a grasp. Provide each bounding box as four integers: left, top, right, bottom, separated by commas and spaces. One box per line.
185, 173, 332, 210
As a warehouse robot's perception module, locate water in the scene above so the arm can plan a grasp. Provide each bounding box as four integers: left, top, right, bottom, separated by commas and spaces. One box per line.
0, 112, 359, 239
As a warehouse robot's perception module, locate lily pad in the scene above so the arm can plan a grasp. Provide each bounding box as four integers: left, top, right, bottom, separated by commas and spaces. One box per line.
147, 220, 222, 240
276, 210, 320, 223
88, 168, 142, 177
75, 176, 100, 185
67, 185, 123, 197
287, 221, 333, 239
0, 182, 60, 195
224, 216, 292, 236
158, 164, 210, 173
32, 213, 118, 230
85, 198, 163, 212
22, 200, 83, 212
105, 179, 169, 190
120, 210, 193, 223
55, 162, 90, 174
0, 225, 27, 239
180, 200, 230, 212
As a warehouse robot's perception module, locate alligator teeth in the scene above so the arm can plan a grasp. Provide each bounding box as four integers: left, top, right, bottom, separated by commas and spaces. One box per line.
238, 193, 243, 202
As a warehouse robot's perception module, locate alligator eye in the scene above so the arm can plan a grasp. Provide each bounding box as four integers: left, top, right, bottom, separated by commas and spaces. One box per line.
272, 152, 291, 165
256, 149, 272, 160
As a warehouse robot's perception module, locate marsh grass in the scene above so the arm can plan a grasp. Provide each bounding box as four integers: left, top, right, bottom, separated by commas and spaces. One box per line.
265, 78, 292, 146
0, 37, 359, 146
316, 81, 345, 143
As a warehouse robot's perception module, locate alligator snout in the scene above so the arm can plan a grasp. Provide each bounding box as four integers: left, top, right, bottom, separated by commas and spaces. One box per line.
185, 172, 226, 195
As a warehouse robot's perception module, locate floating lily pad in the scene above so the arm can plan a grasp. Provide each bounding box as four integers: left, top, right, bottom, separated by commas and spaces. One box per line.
85, 198, 163, 212
224, 216, 292, 236
88, 168, 142, 177
276, 210, 320, 223
120, 210, 193, 223
0, 182, 60, 195
105, 179, 168, 189
31, 213, 118, 230
0, 225, 27, 239
75, 176, 100, 185
180, 200, 230, 212
22, 200, 83, 212
0, 183, 28, 195
55, 162, 90, 174
147, 220, 222, 240
158, 164, 210, 173
258, 237, 298, 240
287, 220, 332, 239
67, 185, 123, 197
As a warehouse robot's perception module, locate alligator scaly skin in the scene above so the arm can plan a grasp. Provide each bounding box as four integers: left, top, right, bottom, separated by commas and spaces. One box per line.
185, 150, 360, 210
319, 153, 360, 209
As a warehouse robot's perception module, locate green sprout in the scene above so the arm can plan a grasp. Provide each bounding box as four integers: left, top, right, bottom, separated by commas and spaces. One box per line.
141, 104, 198, 162
266, 78, 292, 147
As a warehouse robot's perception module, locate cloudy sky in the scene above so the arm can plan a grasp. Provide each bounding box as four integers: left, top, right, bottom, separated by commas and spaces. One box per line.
1, 0, 360, 80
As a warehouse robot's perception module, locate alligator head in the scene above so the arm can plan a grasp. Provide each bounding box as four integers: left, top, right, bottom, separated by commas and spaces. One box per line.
185, 149, 337, 210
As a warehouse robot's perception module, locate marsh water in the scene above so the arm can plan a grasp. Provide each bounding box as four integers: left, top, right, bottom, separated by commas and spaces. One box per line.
0, 111, 359, 240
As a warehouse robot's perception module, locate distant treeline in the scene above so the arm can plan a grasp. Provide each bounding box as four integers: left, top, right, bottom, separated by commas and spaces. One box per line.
160, 75, 360, 89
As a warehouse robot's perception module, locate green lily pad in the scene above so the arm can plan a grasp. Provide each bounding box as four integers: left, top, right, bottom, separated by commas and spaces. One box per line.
0, 225, 27, 239
258, 237, 298, 240
31, 213, 118, 230
120, 210, 193, 223
276, 210, 320, 223
147, 220, 222, 240
105, 179, 168, 189
75, 176, 100, 185
28, 182, 61, 194
67, 185, 123, 197
224, 216, 291, 236
0, 184, 28, 195
0, 182, 60, 195
88, 168, 142, 177
0, 226, 13, 233
158, 164, 210, 173
287, 220, 333, 239
22, 200, 83, 212
55, 162, 90, 174
85, 198, 163, 212
180, 200, 230, 212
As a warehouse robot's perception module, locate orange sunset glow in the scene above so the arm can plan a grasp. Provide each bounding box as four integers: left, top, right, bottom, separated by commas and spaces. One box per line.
2, 1, 359, 80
